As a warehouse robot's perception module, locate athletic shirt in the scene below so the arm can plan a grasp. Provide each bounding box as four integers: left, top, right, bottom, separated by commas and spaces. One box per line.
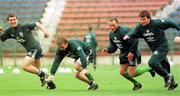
84, 31, 97, 50
108, 26, 140, 56
128, 19, 180, 51
51, 39, 91, 75
0, 23, 41, 51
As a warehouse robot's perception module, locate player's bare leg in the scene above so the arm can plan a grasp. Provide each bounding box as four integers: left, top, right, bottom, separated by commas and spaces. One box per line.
120, 64, 141, 90
128, 66, 136, 77
75, 63, 98, 90
120, 64, 128, 76
21, 56, 39, 74
74, 64, 89, 83
33, 59, 41, 69
21, 56, 47, 86
75, 72, 89, 84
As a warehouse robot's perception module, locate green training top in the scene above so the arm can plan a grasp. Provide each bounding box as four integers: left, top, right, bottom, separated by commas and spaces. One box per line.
84, 31, 98, 50
127, 19, 180, 51
107, 26, 140, 56
0, 23, 41, 51
50, 39, 91, 75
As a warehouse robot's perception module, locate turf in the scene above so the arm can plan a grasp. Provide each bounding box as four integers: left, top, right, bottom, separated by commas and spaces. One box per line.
0, 64, 180, 96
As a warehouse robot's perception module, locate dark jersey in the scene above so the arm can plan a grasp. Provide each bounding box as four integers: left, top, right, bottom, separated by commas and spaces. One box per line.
0, 23, 41, 51
107, 26, 140, 56
127, 19, 180, 51
84, 31, 98, 50
50, 39, 91, 75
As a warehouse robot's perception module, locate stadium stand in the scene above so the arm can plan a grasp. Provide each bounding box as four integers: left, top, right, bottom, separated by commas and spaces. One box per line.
170, 6, 180, 23
0, 0, 47, 25
50, 0, 171, 52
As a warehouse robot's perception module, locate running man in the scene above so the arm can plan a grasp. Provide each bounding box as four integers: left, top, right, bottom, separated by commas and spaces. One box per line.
46, 37, 98, 90
0, 14, 54, 88
123, 10, 179, 90
102, 18, 155, 90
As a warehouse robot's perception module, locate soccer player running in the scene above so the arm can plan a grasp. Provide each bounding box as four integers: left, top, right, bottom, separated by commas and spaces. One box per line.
102, 18, 155, 90
46, 36, 98, 90
123, 10, 179, 90
84, 26, 98, 70
0, 14, 53, 88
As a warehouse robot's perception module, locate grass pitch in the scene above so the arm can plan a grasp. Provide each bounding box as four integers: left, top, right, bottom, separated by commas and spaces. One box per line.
0, 64, 180, 96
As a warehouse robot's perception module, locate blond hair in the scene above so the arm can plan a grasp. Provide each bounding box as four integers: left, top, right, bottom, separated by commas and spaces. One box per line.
56, 36, 68, 46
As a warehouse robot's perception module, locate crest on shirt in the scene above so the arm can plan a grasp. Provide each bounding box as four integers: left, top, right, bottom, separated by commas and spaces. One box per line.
146, 29, 150, 33
114, 37, 117, 40
77, 47, 82, 51
161, 19, 165, 23
153, 51, 159, 55
19, 32, 24, 37
143, 29, 154, 37
10, 34, 14, 37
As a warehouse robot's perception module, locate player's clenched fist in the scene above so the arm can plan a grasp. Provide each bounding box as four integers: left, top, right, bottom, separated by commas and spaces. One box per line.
0, 27, 3, 33
127, 52, 134, 61
46, 75, 54, 82
101, 48, 108, 53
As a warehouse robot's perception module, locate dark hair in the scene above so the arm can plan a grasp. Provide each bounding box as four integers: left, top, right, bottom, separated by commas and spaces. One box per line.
88, 26, 93, 31
56, 36, 67, 46
109, 18, 118, 23
7, 14, 17, 20
138, 10, 151, 19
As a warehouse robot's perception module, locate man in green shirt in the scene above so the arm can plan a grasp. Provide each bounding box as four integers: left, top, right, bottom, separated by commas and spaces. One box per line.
46, 36, 98, 90
84, 26, 98, 70
0, 14, 55, 89
102, 18, 155, 90
123, 10, 179, 90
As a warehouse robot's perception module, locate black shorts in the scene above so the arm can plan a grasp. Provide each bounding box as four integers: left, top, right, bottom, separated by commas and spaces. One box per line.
27, 48, 43, 60
120, 51, 141, 66
88, 49, 95, 63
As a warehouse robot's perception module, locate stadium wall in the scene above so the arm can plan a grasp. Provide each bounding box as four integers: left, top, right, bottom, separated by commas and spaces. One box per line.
2, 54, 180, 67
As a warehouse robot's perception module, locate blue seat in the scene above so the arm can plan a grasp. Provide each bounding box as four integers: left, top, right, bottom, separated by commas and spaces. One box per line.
170, 11, 180, 17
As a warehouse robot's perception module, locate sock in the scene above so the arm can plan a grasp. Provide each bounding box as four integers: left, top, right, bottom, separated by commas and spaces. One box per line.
123, 73, 138, 85
38, 70, 45, 77
85, 72, 94, 81
135, 66, 151, 77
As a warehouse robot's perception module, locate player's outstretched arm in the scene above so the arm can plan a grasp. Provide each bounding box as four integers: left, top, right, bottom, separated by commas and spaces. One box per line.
35, 22, 49, 38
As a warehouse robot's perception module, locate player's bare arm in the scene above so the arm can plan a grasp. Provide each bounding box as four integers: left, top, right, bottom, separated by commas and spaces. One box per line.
101, 48, 108, 54
35, 22, 49, 38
